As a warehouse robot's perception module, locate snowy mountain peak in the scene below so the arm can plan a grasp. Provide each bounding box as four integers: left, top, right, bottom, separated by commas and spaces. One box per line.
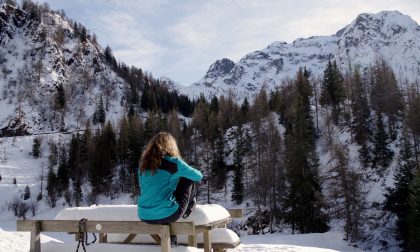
204, 58, 235, 79
337, 10, 420, 39
179, 10, 420, 102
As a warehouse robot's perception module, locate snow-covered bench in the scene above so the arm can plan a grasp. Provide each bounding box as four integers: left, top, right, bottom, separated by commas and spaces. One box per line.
17, 218, 195, 252
17, 204, 242, 252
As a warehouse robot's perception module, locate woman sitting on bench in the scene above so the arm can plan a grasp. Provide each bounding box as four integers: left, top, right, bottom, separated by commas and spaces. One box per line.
137, 132, 203, 246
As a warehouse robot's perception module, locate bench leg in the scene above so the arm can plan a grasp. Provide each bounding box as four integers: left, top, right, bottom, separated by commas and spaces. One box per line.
123, 234, 136, 244
188, 234, 197, 247
99, 233, 108, 243
203, 230, 211, 252
161, 225, 171, 252
30, 221, 41, 252
151, 234, 161, 244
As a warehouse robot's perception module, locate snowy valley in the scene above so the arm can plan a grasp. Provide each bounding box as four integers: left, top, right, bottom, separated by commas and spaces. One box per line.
0, 1, 420, 252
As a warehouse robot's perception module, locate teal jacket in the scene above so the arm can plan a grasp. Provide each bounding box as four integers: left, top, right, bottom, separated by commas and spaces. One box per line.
137, 156, 203, 221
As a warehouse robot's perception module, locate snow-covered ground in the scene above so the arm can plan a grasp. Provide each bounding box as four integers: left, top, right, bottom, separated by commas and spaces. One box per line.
0, 228, 362, 252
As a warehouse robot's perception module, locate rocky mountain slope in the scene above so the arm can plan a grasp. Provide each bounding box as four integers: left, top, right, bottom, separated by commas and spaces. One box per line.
179, 11, 420, 101
0, 3, 128, 135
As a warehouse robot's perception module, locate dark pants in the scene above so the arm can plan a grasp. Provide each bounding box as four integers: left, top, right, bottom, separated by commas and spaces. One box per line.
144, 177, 196, 224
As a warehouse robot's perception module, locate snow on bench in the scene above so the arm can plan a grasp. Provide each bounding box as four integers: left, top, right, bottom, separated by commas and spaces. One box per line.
108, 227, 240, 246
55, 204, 230, 226
54, 204, 241, 251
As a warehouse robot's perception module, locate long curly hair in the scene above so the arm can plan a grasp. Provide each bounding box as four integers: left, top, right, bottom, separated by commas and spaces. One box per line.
140, 132, 181, 174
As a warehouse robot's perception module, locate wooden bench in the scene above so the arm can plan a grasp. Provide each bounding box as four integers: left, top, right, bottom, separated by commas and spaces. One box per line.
101, 208, 243, 252
16, 220, 196, 252
16, 208, 243, 252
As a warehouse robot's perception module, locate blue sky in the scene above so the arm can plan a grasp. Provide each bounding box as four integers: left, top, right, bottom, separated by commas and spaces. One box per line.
36, 0, 420, 86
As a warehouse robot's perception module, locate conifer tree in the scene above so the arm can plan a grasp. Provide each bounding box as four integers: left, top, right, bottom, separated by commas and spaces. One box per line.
89, 130, 102, 193
72, 176, 83, 207
91, 33, 98, 46
372, 112, 393, 172
232, 126, 247, 205
385, 129, 416, 250
127, 115, 144, 195
268, 88, 281, 111
149, 92, 158, 112
283, 68, 329, 234
89, 122, 116, 193
117, 117, 130, 164
77, 125, 94, 179
351, 68, 371, 144
407, 87, 420, 166
71, 132, 86, 187
80, 26, 87, 43
93, 96, 106, 124
48, 141, 58, 168
210, 96, 219, 113
32, 138, 41, 159
117, 116, 130, 192
408, 168, 420, 250
140, 82, 150, 111
46, 166, 57, 208
56, 145, 69, 196
239, 97, 250, 123
178, 94, 194, 117
23, 185, 31, 200
232, 154, 245, 204
370, 60, 403, 138
210, 129, 227, 191
68, 134, 79, 182
55, 83, 65, 110
350, 68, 372, 167
104, 45, 113, 62
320, 60, 345, 123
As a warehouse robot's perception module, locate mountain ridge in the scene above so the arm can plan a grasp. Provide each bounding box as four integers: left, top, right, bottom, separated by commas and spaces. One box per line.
176, 10, 420, 101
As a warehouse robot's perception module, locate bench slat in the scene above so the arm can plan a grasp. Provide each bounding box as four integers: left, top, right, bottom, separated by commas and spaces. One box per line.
227, 209, 243, 218
17, 220, 161, 234
196, 219, 231, 232
17, 220, 194, 235
170, 222, 196, 235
